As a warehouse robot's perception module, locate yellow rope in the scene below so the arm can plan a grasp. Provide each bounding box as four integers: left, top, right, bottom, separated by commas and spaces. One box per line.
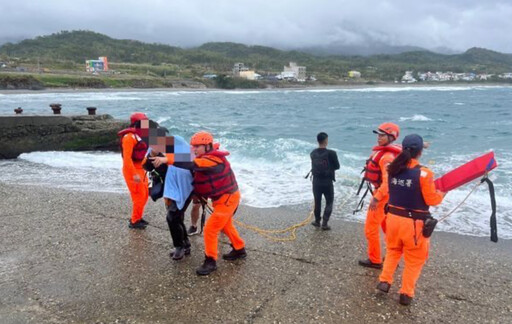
234, 210, 314, 242
201, 198, 314, 242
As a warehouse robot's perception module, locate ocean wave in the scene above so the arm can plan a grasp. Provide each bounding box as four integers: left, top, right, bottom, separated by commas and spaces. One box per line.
19, 151, 121, 169
399, 114, 432, 121
222, 90, 263, 95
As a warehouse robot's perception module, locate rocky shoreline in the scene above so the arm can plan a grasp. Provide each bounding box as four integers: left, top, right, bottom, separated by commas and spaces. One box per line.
0, 114, 127, 159
1, 82, 511, 95
1, 183, 511, 323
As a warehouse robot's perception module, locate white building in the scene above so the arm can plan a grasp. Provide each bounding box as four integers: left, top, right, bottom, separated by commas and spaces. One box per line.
401, 71, 417, 83
232, 63, 249, 76
282, 62, 306, 82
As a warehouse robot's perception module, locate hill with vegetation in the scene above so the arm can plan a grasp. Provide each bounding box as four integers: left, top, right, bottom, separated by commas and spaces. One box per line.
1, 30, 511, 88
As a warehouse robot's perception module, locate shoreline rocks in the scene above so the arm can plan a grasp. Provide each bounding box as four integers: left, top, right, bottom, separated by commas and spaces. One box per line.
0, 114, 128, 159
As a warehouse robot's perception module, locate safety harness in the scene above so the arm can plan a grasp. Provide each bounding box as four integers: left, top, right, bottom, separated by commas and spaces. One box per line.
353, 144, 401, 214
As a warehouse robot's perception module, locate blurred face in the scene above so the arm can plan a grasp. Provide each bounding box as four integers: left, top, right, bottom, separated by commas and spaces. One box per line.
192, 144, 207, 156
377, 133, 392, 146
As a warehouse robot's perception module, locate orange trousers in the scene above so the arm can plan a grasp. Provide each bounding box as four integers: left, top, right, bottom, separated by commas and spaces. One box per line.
379, 213, 429, 297
204, 191, 245, 260
364, 197, 388, 263
123, 167, 149, 224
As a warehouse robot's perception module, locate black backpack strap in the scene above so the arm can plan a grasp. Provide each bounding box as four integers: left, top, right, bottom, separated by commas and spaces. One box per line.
353, 182, 373, 214
481, 175, 498, 243
200, 199, 207, 234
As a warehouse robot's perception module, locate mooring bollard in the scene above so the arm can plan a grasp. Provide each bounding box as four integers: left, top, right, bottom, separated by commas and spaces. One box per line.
50, 103, 62, 114
14, 107, 23, 114
86, 107, 97, 115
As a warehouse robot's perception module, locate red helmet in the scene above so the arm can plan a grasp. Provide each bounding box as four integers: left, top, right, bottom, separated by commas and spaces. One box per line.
373, 122, 400, 140
130, 112, 148, 125
190, 131, 214, 146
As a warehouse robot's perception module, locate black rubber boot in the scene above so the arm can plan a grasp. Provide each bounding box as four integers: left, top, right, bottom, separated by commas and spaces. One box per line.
377, 281, 391, 293
129, 220, 147, 229
358, 258, 383, 269
196, 256, 217, 276
222, 247, 247, 261
399, 293, 413, 306
321, 223, 331, 231
311, 221, 320, 227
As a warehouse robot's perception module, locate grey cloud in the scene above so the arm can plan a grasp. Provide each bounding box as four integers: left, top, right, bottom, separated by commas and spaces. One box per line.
1, 0, 511, 53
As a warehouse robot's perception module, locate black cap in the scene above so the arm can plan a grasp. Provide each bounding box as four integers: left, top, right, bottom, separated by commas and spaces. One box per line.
402, 134, 423, 151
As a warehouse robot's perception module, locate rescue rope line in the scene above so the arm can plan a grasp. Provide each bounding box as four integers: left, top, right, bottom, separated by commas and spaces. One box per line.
201, 198, 314, 242
438, 173, 486, 223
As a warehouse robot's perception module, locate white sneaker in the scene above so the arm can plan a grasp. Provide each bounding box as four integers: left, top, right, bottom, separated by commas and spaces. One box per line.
187, 226, 199, 236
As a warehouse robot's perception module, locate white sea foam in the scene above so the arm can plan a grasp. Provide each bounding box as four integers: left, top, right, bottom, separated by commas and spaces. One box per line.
399, 114, 432, 121
19, 151, 122, 169
222, 90, 263, 95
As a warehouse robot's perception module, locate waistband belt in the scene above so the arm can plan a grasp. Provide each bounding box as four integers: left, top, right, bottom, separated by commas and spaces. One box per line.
387, 205, 430, 221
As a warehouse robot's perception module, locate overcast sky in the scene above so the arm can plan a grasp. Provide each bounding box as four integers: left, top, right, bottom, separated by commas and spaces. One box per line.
2, 0, 512, 53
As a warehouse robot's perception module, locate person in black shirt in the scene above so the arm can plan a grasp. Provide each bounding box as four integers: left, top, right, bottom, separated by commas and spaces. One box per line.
309, 132, 340, 230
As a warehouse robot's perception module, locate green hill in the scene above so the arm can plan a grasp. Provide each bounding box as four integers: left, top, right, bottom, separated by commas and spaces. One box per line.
1, 30, 512, 82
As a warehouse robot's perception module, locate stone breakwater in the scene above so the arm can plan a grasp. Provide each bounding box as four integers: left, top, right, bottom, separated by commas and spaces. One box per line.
0, 114, 128, 159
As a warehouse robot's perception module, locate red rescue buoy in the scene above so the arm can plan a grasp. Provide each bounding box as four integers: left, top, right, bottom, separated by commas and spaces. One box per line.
435, 152, 498, 192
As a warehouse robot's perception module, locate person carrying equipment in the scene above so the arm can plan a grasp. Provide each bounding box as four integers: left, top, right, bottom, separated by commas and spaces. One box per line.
118, 112, 150, 229
376, 134, 445, 306
308, 132, 340, 230
358, 122, 402, 269
151, 131, 246, 276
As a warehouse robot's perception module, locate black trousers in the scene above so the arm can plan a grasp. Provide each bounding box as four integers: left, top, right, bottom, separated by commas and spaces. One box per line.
166, 195, 193, 248
312, 180, 334, 224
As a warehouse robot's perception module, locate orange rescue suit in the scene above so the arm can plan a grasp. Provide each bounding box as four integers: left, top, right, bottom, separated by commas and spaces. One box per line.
166, 152, 245, 260
379, 159, 444, 298
122, 133, 149, 224
364, 150, 397, 264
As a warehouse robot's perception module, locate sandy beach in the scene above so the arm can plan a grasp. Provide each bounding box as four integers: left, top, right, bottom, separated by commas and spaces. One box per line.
1, 183, 511, 323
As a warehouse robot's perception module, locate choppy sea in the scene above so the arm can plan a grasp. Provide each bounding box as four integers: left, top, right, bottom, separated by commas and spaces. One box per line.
1, 86, 511, 238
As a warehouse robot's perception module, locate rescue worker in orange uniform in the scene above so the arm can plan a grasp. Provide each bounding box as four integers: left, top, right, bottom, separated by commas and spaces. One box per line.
151, 131, 246, 276
375, 134, 445, 305
119, 112, 150, 229
358, 122, 401, 269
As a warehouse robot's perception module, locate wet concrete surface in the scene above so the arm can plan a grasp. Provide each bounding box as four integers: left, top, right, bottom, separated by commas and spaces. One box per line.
1, 183, 511, 323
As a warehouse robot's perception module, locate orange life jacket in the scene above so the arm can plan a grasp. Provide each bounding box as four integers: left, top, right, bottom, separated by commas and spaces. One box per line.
193, 150, 238, 200
118, 128, 148, 162
363, 144, 402, 188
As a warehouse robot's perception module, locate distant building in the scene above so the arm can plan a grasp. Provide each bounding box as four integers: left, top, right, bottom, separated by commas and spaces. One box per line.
86, 56, 109, 72
282, 62, 306, 82
232, 63, 249, 76
203, 74, 218, 79
401, 71, 417, 83
348, 70, 361, 78
239, 70, 261, 80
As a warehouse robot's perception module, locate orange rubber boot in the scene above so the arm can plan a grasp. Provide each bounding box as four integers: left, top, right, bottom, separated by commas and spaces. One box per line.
203, 191, 245, 260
